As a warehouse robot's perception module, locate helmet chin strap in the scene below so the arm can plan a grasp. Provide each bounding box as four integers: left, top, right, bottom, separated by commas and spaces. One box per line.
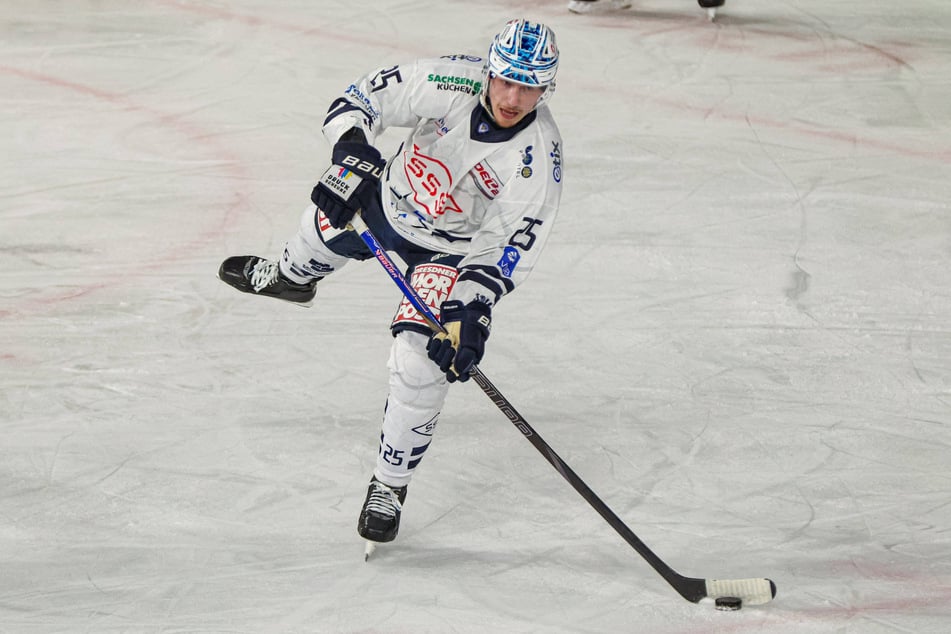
479, 73, 497, 122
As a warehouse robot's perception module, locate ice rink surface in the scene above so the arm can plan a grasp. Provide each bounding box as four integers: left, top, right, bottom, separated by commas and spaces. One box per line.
2, 0, 950, 632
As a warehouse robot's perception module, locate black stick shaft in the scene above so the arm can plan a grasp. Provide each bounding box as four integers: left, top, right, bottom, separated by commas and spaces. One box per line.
351, 214, 706, 602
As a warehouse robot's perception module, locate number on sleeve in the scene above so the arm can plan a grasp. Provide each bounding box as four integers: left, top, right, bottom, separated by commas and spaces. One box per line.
370, 66, 403, 93
509, 217, 544, 251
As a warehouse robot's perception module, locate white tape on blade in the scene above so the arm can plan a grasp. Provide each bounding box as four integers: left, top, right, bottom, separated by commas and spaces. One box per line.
705, 578, 775, 605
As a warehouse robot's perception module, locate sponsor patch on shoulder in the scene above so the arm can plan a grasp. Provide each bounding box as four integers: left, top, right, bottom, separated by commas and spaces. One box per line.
497, 246, 520, 278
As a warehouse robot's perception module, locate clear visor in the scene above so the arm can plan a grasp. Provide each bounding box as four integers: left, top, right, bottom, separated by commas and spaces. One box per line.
488, 70, 549, 91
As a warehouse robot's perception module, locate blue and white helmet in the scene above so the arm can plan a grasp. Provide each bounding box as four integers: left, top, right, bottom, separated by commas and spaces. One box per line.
483, 19, 559, 109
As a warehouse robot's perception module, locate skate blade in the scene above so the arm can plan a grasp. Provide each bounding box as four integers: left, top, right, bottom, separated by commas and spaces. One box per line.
364, 540, 377, 561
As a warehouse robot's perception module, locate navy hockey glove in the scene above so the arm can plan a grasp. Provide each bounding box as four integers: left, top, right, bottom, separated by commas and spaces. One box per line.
311, 141, 385, 229
426, 300, 492, 383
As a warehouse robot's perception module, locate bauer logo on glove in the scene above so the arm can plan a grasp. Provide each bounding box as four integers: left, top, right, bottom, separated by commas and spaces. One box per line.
340, 154, 384, 180
311, 140, 386, 229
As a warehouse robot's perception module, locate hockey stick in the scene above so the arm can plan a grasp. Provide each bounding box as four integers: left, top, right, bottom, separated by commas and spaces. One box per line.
350, 213, 777, 607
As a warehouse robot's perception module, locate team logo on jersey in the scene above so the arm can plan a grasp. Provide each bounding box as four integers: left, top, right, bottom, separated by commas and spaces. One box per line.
477, 122, 491, 134
472, 162, 501, 198
497, 246, 521, 278
403, 144, 463, 216
520, 166, 533, 178
550, 141, 562, 183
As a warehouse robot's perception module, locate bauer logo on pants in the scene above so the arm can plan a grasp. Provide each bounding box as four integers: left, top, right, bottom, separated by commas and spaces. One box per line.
391, 263, 458, 329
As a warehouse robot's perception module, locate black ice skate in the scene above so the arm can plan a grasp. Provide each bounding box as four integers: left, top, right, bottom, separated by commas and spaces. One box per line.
698, 0, 725, 20
358, 476, 407, 553
566, 0, 631, 15
218, 255, 318, 306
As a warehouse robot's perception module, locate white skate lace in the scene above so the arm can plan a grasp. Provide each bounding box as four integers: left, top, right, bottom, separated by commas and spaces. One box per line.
249, 259, 280, 292
365, 481, 402, 518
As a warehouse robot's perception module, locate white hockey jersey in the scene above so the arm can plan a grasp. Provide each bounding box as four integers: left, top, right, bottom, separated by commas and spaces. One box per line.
322, 54, 564, 307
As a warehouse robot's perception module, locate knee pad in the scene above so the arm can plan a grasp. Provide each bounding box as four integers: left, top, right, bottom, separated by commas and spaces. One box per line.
281, 205, 349, 281
376, 331, 448, 486
387, 331, 449, 412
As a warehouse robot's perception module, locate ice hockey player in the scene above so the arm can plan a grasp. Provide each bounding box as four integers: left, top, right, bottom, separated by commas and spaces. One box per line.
218, 19, 563, 551
566, 0, 631, 13
567, 0, 725, 20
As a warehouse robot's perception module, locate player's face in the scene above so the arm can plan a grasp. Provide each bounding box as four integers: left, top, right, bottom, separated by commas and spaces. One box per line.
488, 76, 545, 127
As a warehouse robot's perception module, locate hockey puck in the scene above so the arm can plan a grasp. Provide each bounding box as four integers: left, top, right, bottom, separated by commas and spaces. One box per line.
715, 596, 743, 611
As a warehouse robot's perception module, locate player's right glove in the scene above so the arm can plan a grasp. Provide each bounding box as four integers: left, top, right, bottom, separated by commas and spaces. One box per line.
426, 300, 492, 383
311, 141, 385, 229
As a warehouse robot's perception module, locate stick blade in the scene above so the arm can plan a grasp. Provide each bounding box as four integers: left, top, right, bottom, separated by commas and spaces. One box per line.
705, 578, 777, 606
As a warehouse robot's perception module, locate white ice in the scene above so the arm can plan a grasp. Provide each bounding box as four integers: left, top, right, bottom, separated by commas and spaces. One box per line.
2, 1, 950, 632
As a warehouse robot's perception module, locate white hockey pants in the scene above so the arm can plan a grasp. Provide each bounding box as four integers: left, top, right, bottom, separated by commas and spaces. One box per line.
279, 205, 450, 488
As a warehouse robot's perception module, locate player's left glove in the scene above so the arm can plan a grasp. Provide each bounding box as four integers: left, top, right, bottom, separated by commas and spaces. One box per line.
426, 300, 492, 383
311, 141, 385, 229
